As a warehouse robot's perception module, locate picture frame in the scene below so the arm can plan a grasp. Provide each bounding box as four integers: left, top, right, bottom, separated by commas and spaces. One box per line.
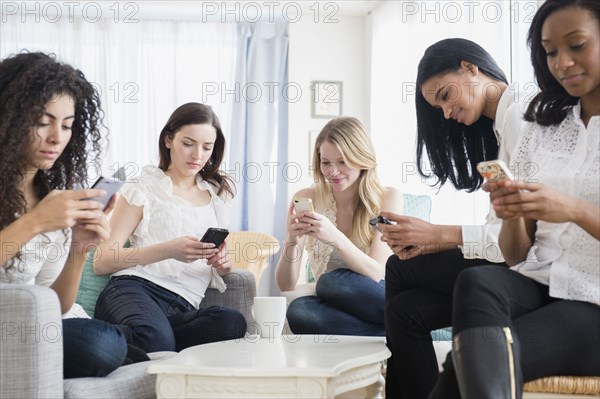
311, 81, 343, 118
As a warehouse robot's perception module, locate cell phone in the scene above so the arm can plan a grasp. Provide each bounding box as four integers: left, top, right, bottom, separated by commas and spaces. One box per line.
86, 176, 124, 210
294, 197, 314, 214
200, 227, 229, 247
369, 215, 394, 234
476, 160, 515, 182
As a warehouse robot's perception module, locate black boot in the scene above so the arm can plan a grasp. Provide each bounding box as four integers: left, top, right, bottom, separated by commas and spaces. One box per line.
452, 326, 522, 399
428, 351, 461, 399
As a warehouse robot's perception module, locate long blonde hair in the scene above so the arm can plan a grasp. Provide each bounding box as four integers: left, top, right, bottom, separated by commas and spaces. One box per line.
312, 117, 385, 249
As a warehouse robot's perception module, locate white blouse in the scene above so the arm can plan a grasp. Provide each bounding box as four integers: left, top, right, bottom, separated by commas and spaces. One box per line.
461, 88, 528, 262
0, 229, 90, 318
510, 103, 599, 306
112, 165, 231, 308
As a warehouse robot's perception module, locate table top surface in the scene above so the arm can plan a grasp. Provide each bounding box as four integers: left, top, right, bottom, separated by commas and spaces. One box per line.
146, 335, 390, 378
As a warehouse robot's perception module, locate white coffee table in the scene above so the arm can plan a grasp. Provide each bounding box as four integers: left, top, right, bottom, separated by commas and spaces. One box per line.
146, 335, 390, 398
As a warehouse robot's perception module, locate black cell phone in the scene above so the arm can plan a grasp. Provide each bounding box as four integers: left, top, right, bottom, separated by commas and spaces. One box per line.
200, 227, 229, 247
86, 176, 124, 210
369, 215, 393, 234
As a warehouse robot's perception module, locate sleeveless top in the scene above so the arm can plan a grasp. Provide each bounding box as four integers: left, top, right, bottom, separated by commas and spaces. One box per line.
304, 189, 370, 281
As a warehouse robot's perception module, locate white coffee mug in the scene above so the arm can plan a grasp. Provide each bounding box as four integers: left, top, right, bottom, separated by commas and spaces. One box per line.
252, 296, 287, 339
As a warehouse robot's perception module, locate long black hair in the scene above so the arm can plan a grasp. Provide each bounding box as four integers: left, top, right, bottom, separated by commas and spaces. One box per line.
525, 0, 600, 125
158, 102, 235, 198
415, 38, 508, 192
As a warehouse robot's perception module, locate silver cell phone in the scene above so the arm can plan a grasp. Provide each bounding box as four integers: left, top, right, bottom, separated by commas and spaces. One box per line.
294, 198, 314, 214
476, 160, 515, 182
369, 215, 394, 234
86, 177, 124, 210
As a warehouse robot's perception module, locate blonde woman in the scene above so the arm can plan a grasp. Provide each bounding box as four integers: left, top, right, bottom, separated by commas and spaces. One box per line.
275, 117, 402, 336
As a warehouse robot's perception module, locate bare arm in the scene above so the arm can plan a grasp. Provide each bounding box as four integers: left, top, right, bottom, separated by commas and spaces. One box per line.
498, 218, 536, 266
94, 194, 221, 276
275, 191, 310, 291
336, 187, 403, 281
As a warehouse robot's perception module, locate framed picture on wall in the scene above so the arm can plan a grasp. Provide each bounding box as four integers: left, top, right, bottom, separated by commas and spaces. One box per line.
311, 81, 343, 118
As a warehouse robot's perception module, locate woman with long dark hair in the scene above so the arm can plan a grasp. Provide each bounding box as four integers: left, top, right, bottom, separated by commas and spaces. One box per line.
94, 103, 246, 353
0, 52, 129, 378
382, 38, 527, 398
430, 1, 599, 397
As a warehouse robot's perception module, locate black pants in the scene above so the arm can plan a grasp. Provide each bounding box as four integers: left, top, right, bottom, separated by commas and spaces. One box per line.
430, 266, 600, 398
384, 249, 505, 399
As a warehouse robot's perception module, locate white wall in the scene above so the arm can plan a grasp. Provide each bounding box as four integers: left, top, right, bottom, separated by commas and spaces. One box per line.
287, 15, 368, 202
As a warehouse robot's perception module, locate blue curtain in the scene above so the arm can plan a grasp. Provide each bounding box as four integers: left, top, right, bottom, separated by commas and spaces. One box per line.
229, 22, 289, 295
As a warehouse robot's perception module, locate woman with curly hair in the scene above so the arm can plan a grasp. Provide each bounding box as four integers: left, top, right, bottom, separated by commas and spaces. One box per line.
0, 52, 131, 378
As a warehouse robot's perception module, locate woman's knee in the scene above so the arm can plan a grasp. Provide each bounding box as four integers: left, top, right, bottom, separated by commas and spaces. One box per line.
63, 320, 128, 378
287, 297, 321, 333
130, 322, 177, 352
219, 308, 247, 339
454, 266, 500, 303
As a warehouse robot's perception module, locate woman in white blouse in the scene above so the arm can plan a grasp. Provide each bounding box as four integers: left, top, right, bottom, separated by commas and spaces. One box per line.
94, 103, 246, 353
382, 38, 527, 399
430, 1, 600, 397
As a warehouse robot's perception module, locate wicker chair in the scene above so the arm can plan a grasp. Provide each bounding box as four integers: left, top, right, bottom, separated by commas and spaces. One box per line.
226, 231, 280, 284
524, 376, 600, 398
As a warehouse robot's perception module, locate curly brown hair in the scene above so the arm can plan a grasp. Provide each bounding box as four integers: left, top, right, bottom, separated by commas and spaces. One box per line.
0, 52, 104, 268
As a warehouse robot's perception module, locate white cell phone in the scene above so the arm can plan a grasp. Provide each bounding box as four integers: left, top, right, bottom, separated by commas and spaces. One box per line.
294, 197, 314, 213
476, 160, 515, 182
86, 177, 124, 210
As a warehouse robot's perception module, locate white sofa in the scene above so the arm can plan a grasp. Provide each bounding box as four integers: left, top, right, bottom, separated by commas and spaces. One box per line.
0, 269, 256, 399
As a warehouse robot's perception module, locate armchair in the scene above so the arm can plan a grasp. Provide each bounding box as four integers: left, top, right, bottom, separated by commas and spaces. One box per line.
0, 269, 256, 399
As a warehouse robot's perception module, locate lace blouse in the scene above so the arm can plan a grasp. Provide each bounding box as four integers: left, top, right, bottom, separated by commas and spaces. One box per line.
0, 229, 90, 318
304, 190, 370, 281
509, 102, 599, 306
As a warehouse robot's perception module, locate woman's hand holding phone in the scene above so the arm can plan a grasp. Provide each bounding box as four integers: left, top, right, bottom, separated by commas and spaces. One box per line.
167, 236, 220, 263
206, 242, 233, 275
378, 211, 460, 260
490, 181, 581, 223
27, 189, 115, 256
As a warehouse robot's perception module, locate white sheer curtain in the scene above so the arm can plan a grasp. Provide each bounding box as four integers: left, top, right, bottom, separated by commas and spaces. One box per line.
0, 15, 236, 182
369, 0, 533, 225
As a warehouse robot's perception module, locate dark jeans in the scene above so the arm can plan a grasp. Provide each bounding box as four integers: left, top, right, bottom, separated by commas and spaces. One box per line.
430, 266, 600, 398
94, 276, 247, 353
63, 318, 127, 378
287, 268, 385, 336
385, 249, 505, 399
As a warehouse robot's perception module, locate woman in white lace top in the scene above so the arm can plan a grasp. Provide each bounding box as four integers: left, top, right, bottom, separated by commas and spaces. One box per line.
430, 1, 600, 397
275, 117, 403, 336
93, 103, 246, 353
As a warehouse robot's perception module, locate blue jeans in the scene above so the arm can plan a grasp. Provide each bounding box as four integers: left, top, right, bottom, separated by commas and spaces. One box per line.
287, 268, 385, 336
94, 276, 247, 353
63, 318, 127, 378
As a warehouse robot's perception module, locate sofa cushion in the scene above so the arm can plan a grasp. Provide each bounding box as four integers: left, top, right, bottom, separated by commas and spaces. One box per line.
75, 249, 110, 317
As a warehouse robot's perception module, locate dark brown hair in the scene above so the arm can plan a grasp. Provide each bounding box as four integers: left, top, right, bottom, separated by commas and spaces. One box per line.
158, 102, 234, 197
0, 51, 104, 270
